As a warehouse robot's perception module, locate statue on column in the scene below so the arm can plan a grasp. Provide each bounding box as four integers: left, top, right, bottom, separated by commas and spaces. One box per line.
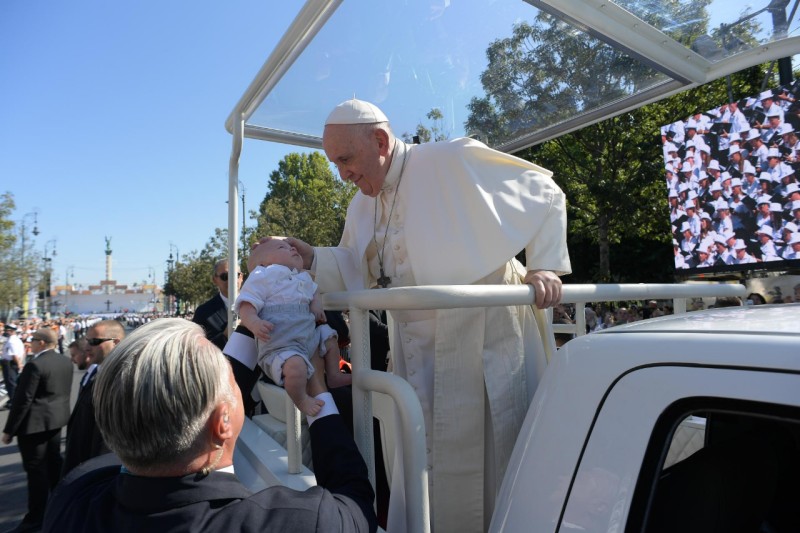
105, 236, 112, 256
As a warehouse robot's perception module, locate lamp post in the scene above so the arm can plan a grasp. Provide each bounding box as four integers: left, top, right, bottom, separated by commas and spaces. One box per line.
42, 239, 57, 318
19, 211, 40, 318
239, 180, 247, 241
65, 266, 74, 315
167, 241, 181, 315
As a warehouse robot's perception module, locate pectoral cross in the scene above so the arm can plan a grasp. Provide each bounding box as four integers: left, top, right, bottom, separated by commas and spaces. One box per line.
377, 268, 391, 288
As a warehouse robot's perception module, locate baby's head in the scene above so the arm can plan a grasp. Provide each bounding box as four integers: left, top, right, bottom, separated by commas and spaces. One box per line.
248, 238, 304, 273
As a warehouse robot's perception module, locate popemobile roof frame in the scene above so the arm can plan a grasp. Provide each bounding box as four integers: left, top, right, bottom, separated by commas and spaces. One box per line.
223, 0, 800, 319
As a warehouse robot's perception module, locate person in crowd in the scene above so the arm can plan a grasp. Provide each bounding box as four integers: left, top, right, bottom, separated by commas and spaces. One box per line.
192, 259, 242, 350
67, 338, 91, 370
679, 221, 699, 256
2, 324, 25, 410
747, 293, 768, 305
713, 296, 743, 307
584, 304, 598, 333
757, 226, 780, 261
742, 160, 761, 197
62, 319, 125, 477
712, 234, 734, 266
283, 98, 570, 532
674, 239, 689, 269
42, 318, 377, 533
732, 239, 757, 264
757, 89, 785, 124
783, 232, 800, 259
2, 328, 73, 533
235, 239, 349, 416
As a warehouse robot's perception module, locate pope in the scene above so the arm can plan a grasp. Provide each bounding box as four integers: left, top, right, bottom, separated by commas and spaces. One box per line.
288, 98, 571, 532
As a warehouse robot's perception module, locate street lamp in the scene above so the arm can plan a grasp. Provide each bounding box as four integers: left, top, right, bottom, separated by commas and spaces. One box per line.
43, 239, 57, 318
169, 242, 180, 265
166, 244, 180, 315
19, 210, 40, 318
239, 180, 247, 241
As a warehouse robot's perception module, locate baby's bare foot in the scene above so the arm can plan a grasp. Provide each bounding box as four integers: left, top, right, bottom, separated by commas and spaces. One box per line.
298, 396, 325, 416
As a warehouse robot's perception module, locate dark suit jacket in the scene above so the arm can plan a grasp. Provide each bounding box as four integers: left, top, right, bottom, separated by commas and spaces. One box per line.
43, 414, 377, 532
3, 349, 73, 437
62, 372, 110, 477
192, 293, 229, 350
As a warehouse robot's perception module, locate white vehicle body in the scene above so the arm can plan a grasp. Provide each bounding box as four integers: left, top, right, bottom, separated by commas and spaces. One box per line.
494, 303, 800, 532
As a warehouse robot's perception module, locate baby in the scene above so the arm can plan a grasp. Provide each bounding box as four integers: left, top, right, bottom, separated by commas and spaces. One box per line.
235, 238, 349, 415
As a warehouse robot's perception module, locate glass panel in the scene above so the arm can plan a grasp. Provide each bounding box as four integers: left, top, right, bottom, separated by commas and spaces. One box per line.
612, 0, 800, 62
248, 0, 664, 148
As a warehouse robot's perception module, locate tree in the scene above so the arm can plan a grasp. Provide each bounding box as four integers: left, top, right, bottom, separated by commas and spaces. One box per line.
255, 152, 356, 247
402, 108, 449, 144
465, 5, 770, 281
0, 193, 43, 319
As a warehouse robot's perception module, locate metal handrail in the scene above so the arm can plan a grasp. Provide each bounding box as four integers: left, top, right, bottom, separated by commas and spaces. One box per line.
310, 281, 745, 532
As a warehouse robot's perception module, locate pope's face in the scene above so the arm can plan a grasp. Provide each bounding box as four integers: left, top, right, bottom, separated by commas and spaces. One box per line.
323, 124, 390, 197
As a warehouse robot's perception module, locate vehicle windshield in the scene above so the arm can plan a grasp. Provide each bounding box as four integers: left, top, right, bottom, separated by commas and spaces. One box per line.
232, 0, 800, 153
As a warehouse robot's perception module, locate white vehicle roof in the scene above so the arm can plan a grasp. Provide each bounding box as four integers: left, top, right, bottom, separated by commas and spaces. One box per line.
597, 303, 800, 337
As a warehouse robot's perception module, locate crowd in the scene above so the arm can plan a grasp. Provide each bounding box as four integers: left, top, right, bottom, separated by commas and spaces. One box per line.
662, 82, 800, 270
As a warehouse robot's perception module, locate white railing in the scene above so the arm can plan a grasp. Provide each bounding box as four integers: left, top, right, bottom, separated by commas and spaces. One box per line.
275, 282, 745, 533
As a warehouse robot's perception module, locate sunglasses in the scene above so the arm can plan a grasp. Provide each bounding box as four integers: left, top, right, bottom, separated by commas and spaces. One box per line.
217, 272, 242, 282
87, 337, 116, 346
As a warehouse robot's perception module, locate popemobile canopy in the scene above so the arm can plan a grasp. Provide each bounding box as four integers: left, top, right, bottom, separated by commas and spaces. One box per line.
227, 0, 800, 153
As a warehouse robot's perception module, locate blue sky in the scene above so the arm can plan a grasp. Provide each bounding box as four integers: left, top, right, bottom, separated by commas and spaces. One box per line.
1, 0, 310, 288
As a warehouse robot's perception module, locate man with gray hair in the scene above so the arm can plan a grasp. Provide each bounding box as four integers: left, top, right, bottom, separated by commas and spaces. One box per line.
42, 318, 376, 532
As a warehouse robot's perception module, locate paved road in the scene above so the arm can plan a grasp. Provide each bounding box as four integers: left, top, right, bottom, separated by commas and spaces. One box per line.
0, 359, 85, 533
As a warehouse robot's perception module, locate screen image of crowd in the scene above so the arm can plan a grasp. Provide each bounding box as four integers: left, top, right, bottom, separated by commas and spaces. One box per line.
662, 81, 800, 273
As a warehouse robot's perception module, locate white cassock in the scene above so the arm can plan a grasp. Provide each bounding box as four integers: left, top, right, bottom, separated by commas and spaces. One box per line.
313, 138, 571, 532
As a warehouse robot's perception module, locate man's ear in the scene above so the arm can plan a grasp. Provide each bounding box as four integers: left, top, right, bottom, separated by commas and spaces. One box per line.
375, 128, 391, 157
211, 403, 235, 442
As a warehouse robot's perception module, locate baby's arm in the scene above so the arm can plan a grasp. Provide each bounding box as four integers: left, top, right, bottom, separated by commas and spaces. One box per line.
238, 301, 274, 342
310, 289, 326, 324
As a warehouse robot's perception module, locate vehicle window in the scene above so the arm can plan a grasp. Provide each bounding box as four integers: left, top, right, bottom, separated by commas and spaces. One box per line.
662, 415, 705, 469
632, 400, 800, 533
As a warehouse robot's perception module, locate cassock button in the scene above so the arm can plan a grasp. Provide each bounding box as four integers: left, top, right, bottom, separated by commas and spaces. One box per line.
394, 244, 400, 251
409, 369, 416, 375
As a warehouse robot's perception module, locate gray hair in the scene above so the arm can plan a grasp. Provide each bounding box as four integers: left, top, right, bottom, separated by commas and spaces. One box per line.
94, 318, 235, 472
213, 258, 228, 277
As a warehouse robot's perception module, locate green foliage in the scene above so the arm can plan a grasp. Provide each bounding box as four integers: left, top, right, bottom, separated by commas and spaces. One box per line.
402, 108, 449, 144
0, 192, 41, 318
162, 249, 216, 311
465, 5, 770, 282
255, 152, 356, 247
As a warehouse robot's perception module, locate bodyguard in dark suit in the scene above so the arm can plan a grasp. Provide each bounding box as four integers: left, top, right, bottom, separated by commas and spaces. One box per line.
61, 319, 125, 478
43, 318, 377, 533
2, 328, 73, 532
192, 258, 241, 350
